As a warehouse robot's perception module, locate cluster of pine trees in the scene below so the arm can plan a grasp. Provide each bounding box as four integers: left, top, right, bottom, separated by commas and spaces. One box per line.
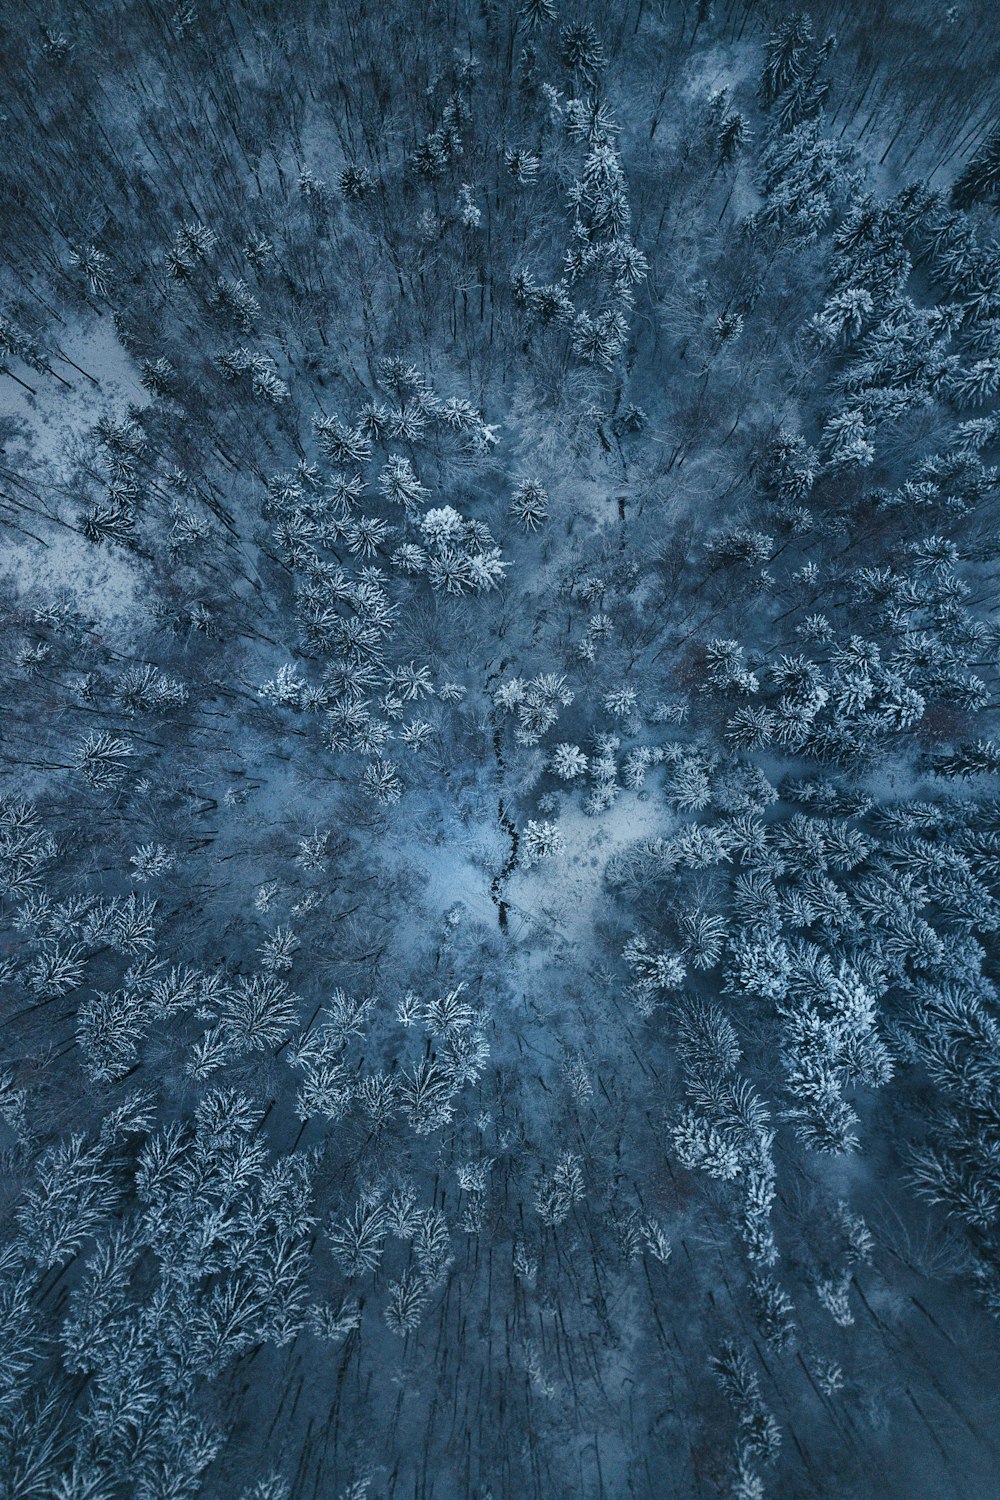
2, 1, 1000, 1497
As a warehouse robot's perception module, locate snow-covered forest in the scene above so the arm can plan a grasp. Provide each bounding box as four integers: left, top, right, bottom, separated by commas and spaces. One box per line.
2, 1, 1000, 1495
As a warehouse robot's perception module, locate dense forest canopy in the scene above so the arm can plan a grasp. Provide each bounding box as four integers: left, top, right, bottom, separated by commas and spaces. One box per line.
2, 0, 1000, 1496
